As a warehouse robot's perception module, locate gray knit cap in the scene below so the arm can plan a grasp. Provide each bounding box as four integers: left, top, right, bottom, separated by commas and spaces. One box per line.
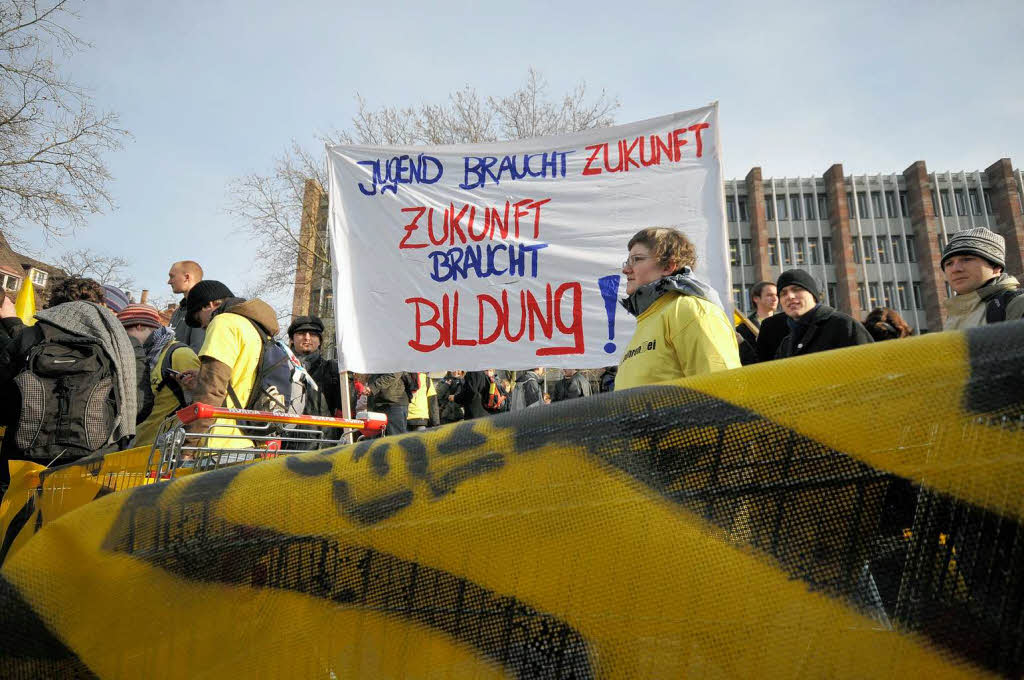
941, 227, 1005, 269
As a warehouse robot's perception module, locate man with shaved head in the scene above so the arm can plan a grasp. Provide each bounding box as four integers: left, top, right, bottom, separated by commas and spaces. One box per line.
167, 260, 206, 352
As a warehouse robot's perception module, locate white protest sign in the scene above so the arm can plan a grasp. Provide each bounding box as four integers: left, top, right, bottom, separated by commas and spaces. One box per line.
327, 103, 728, 372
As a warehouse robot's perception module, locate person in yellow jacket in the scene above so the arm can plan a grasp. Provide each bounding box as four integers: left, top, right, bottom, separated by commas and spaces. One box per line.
615, 227, 740, 391
406, 372, 440, 430
117, 304, 200, 447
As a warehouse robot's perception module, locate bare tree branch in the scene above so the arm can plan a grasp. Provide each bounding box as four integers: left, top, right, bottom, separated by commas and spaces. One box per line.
0, 0, 129, 244
55, 247, 134, 290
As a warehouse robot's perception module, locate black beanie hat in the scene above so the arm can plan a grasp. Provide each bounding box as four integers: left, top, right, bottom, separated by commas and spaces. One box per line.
185, 280, 233, 328
287, 315, 325, 337
776, 269, 820, 302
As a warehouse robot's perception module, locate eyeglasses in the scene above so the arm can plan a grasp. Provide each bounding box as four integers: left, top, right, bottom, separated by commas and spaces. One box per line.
622, 255, 650, 269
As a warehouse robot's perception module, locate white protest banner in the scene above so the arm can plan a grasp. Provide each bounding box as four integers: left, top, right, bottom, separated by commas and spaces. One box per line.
327, 103, 728, 372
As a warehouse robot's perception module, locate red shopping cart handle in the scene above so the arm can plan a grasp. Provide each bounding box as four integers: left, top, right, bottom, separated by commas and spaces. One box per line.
175, 403, 386, 436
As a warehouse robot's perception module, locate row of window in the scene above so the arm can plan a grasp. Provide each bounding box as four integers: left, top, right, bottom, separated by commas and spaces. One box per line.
729, 237, 837, 267
856, 281, 925, 312
851, 235, 919, 264
728, 187, 998, 223
0, 274, 20, 291
930, 188, 995, 218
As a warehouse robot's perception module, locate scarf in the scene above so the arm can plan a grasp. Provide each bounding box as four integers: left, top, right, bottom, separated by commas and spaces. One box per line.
620, 268, 725, 318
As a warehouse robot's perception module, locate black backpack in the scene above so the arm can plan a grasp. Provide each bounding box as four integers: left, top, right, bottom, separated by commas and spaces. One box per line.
985, 288, 1024, 324
224, 316, 294, 415
136, 341, 188, 424
13, 323, 119, 463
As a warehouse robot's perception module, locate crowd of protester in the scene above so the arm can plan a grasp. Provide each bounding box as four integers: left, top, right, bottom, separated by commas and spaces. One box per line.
0, 224, 1020, 484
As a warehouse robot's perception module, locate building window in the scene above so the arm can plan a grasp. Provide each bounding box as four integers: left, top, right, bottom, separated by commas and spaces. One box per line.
931, 190, 939, 215
1, 274, 19, 291
729, 239, 740, 266
871, 192, 883, 218
906, 236, 917, 263
768, 238, 778, 266
857, 192, 868, 218
983, 190, 994, 215
847, 193, 856, 217
827, 283, 837, 307
790, 195, 802, 221
732, 286, 743, 311
891, 235, 905, 263
794, 238, 806, 265
30, 269, 47, 286
913, 282, 924, 310
897, 281, 909, 310
808, 238, 820, 265
822, 237, 833, 264
944, 282, 952, 299
727, 200, 736, 222
969, 189, 981, 216
817, 195, 829, 220
883, 282, 895, 308
937, 232, 945, 252
740, 239, 752, 266
868, 283, 880, 309
939, 190, 952, 216
954, 189, 967, 216
852, 237, 861, 264
862, 236, 874, 264
776, 195, 788, 220
804, 194, 816, 220
857, 283, 867, 310
782, 239, 793, 266
877, 236, 889, 264
737, 197, 748, 222
884, 191, 897, 218
899, 191, 909, 217
765, 195, 774, 220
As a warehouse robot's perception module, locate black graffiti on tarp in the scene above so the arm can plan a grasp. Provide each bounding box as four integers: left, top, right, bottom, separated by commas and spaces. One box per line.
105, 512, 593, 680
333, 480, 413, 525
0, 490, 37, 565
964, 321, 1024, 425
437, 421, 487, 454
0, 576, 98, 679
502, 383, 1024, 678
285, 456, 333, 477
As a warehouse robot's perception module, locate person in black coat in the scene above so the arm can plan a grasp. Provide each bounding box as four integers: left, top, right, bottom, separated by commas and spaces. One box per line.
287, 316, 342, 416
736, 281, 780, 365
774, 269, 873, 358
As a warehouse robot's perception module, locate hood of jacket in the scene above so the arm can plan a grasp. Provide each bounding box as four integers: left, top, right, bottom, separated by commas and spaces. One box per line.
944, 273, 1020, 317
515, 370, 541, 385
620, 269, 725, 318
213, 297, 280, 336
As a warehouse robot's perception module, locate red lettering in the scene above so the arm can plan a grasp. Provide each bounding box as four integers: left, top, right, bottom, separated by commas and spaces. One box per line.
502, 289, 526, 342
528, 198, 551, 238
398, 207, 429, 249
467, 206, 488, 241
526, 284, 553, 340
451, 291, 476, 347
512, 199, 534, 240
428, 207, 447, 245
405, 297, 446, 352
478, 294, 503, 345
488, 204, 509, 240
537, 282, 584, 356
603, 142, 623, 173
582, 144, 603, 176
639, 135, 660, 167
688, 122, 709, 158
448, 202, 470, 244
622, 137, 641, 171
654, 133, 673, 164
670, 127, 688, 162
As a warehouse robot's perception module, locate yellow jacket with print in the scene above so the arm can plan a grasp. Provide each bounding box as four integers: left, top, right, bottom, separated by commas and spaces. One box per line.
616, 275, 740, 391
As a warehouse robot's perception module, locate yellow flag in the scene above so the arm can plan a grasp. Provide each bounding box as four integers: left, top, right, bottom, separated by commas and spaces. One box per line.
14, 274, 35, 325
732, 308, 746, 326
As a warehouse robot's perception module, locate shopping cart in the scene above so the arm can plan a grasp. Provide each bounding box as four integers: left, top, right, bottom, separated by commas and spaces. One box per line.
146, 403, 387, 480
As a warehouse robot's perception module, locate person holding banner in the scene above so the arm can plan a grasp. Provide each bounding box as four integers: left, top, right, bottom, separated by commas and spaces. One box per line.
615, 227, 739, 391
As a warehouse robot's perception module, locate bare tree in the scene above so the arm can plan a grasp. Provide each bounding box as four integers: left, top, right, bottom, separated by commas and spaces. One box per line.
56, 247, 134, 290
228, 69, 619, 309
0, 0, 129, 246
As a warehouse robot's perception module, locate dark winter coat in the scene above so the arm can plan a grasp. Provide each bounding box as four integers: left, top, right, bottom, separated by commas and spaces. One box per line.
300, 350, 342, 416
455, 371, 491, 420
550, 373, 591, 402
775, 304, 873, 359
512, 371, 544, 409
367, 373, 410, 410
755, 313, 791, 362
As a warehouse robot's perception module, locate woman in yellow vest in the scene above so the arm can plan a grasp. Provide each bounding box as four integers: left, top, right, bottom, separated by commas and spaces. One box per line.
615, 227, 740, 391
406, 372, 439, 430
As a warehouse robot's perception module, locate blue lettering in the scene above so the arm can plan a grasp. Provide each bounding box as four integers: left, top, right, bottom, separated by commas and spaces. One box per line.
427, 243, 549, 283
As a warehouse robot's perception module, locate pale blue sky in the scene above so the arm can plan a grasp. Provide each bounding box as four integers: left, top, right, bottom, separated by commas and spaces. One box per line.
24, 0, 1024, 310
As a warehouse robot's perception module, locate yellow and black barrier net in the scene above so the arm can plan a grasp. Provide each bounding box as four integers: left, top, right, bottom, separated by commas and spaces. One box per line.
0, 320, 1022, 678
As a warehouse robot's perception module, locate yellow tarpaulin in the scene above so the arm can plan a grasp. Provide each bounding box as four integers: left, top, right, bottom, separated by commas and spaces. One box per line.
1, 320, 1022, 678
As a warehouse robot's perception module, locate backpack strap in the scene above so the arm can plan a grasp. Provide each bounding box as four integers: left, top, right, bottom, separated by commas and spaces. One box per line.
154, 341, 188, 409
985, 288, 1024, 324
